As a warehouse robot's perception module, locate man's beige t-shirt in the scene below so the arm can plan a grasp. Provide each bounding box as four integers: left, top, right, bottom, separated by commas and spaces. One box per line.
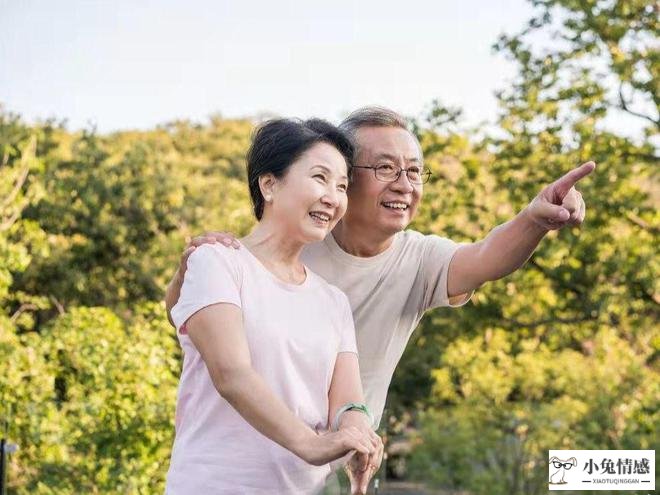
301, 230, 471, 427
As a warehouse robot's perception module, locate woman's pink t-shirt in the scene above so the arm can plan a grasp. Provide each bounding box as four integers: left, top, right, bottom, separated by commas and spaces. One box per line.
166, 243, 358, 494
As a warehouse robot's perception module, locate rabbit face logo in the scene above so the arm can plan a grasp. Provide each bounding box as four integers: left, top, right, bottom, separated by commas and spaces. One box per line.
549, 456, 577, 485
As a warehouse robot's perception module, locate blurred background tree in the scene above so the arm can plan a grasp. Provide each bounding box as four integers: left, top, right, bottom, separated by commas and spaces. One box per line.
0, 0, 657, 493
0, 112, 256, 493
394, 0, 658, 493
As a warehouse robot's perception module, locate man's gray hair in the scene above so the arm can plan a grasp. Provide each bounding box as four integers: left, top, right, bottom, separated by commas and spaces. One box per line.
339, 106, 422, 163
339, 106, 409, 141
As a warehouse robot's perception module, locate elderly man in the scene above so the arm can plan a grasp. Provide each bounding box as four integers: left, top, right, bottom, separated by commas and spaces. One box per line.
165, 106, 593, 492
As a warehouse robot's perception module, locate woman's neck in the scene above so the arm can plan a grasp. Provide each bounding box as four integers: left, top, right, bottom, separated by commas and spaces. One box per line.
241, 220, 307, 283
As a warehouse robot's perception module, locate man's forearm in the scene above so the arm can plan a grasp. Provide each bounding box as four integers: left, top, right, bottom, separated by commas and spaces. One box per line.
479, 207, 548, 280
164, 268, 183, 327
449, 207, 548, 296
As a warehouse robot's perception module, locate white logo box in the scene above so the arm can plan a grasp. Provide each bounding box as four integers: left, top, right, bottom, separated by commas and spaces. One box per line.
548, 450, 655, 491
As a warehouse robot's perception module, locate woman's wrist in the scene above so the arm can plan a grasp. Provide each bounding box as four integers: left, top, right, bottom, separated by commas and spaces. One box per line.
289, 425, 319, 460
332, 402, 374, 431
338, 410, 372, 429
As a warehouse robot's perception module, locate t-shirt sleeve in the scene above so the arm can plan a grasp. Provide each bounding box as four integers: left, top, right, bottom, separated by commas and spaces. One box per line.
420, 234, 473, 311
170, 244, 242, 332
336, 291, 358, 354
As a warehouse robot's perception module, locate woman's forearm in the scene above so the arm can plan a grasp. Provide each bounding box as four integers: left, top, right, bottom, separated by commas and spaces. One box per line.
181, 280, 373, 467
212, 364, 316, 457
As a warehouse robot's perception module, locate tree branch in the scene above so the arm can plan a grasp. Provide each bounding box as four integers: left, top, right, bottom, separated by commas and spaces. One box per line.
0, 136, 35, 211
617, 84, 660, 128
502, 314, 597, 329
0, 210, 20, 232
625, 212, 659, 234
49, 295, 66, 315
528, 258, 585, 297
10, 303, 38, 323
619, 150, 659, 163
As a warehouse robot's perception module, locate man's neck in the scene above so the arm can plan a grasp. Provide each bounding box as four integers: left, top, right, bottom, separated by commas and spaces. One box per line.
331, 221, 396, 257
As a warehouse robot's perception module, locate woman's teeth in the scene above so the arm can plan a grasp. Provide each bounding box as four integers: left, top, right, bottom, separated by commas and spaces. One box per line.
309, 212, 330, 223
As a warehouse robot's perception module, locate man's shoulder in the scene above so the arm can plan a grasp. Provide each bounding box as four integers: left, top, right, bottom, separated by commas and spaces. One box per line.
398, 229, 455, 249
306, 267, 350, 306
396, 230, 462, 269
300, 239, 330, 266
302, 238, 328, 255
399, 229, 425, 243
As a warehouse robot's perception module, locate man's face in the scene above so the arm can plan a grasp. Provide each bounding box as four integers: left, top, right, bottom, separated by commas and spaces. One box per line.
344, 126, 423, 237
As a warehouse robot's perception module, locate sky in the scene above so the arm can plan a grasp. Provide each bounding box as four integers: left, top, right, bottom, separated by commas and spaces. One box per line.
0, 0, 546, 132
0, 1, 652, 139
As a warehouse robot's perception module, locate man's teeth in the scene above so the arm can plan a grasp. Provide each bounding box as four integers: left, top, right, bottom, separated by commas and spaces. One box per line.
310, 212, 331, 222
383, 202, 409, 210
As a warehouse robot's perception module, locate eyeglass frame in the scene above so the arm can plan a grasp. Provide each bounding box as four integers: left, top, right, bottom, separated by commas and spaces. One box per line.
352, 164, 432, 184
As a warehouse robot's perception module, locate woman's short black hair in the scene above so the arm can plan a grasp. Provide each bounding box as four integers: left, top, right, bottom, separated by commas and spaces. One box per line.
246, 118, 354, 220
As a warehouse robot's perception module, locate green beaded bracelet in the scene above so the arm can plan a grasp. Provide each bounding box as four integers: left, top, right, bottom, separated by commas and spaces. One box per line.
331, 402, 375, 431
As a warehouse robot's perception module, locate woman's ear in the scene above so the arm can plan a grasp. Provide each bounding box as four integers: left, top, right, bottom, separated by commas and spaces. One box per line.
259, 173, 276, 203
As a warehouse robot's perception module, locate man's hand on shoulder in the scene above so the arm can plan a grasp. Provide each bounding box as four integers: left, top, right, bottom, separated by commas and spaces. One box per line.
179, 231, 241, 278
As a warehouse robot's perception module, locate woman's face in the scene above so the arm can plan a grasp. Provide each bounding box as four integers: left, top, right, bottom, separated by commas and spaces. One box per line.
266, 142, 349, 243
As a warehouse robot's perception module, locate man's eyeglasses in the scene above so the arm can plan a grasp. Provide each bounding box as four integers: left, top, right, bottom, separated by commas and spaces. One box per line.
353, 164, 432, 184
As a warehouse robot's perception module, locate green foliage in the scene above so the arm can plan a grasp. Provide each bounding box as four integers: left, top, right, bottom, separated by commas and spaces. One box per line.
0, 111, 49, 320
0, 112, 252, 492
2, 305, 178, 494
395, 1, 659, 493
407, 328, 657, 494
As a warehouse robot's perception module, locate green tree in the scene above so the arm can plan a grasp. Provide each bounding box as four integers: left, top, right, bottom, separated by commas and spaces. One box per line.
0, 111, 257, 492
4, 304, 178, 494
399, 1, 658, 493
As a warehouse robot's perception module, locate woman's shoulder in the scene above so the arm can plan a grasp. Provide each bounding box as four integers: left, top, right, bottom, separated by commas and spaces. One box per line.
187, 243, 245, 278
190, 243, 243, 261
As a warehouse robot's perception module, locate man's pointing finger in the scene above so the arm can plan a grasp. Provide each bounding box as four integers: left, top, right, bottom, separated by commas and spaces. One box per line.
553, 161, 596, 198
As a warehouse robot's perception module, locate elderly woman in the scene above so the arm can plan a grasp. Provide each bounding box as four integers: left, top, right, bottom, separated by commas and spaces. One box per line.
166, 118, 382, 494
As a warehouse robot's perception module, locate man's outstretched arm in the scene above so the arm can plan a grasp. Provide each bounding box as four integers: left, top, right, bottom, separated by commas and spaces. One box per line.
447, 161, 595, 298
